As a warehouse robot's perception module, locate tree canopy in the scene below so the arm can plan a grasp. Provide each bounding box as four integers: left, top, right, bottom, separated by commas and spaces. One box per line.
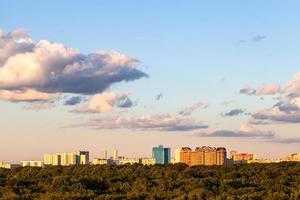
0, 162, 299, 199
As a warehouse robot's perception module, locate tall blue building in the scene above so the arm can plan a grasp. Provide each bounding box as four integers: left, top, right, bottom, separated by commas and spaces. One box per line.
152, 145, 171, 164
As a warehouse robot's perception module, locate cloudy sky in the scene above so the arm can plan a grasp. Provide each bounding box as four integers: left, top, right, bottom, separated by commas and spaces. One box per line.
1, 1, 300, 163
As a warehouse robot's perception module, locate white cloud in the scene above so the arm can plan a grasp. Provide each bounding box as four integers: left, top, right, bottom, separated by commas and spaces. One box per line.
255, 84, 281, 95
240, 84, 281, 95
285, 71, 300, 93
23, 102, 55, 110
0, 29, 147, 98
72, 92, 133, 113
0, 89, 58, 102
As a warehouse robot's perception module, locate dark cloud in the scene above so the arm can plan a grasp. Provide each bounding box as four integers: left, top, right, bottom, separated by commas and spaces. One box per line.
252, 111, 300, 123
222, 108, 244, 117
155, 92, 163, 101
273, 101, 300, 113
64, 96, 84, 106
117, 97, 133, 108
252, 35, 266, 42
179, 101, 208, 116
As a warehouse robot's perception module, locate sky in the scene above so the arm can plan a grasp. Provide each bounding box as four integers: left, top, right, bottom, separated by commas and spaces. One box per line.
1, 0, 300, 163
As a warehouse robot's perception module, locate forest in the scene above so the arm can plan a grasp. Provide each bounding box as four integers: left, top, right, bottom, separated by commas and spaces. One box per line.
0, 162, 299, 200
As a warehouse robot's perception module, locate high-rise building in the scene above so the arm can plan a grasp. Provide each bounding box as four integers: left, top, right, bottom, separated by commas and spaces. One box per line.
103, 150, 108, 159
43, 150, 89, 166
77, 151, 89, 164
230, 151, 255, 163
180, 146, 227, 166
152, 145, 171, 164
52, 154, 61, 166
112, 149, 118, 160
174, 148, 181, 163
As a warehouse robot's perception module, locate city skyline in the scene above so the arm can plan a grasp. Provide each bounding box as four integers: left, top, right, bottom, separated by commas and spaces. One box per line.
1, 1, 300, 163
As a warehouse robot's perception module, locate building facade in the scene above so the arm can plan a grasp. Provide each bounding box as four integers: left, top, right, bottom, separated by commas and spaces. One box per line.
180, 146, 227, 166
152, 145, 171, 164
20, 160, 43, 167
43, 150, 89, 166
0, 161, 11, 169
230, 151, 255, 163
140, 157, 155, 165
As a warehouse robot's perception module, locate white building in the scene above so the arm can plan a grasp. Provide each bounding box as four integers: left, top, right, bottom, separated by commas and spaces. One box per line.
140, 157, 155, 165
21, 160, 43, 167
174, 148, 181, 163
0, 161, 11, 169
102, 150, 108, 159
92, 158, 109, 165
112, 149, 118, 160
118, 158, 139, 165
43, 150, 89, 166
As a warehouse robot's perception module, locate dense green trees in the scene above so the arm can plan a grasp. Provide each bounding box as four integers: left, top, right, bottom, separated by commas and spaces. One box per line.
0, 162, 299, 199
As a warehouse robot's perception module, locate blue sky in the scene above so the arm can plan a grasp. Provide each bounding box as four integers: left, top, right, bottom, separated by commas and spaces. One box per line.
1, 1, 300, 162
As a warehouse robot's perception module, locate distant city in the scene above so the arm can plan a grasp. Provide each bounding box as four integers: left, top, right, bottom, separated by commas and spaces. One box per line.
0, 145, 299, 169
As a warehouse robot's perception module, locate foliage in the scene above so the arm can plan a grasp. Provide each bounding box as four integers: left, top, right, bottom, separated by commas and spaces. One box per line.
0, 162, 299, 199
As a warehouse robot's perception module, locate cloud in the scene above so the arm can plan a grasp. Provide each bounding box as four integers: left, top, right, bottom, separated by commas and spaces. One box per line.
179, 100, 208, 116
64, 96, 85, 106
117, 96, 133, 108
0, 29, 34, 66
72, 92, 133, 113
66, 114, 209, 132
0, 29, 147, 98
222, 108, 245, 117
252, 108, 300, 123
0, 89, 58, 102
193, 124, 275, 138
155, 92, 163, 101
252, 35, 266, 42
221, 100, 234, 106
240, 84, 281, 96
285, 71, 300, 93
273, 101, 300, 113
255, 84, 281, 95
240, 85, 254, 94
23, 102, 55, 110
271, 137, 300, 144
193, 124, 300, 143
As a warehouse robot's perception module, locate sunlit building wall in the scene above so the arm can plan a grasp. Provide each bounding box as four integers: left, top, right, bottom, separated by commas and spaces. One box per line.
20, 160, 43, 167
180, 146, 227, 166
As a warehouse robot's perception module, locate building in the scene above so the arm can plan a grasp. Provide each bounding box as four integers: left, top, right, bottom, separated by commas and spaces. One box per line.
0, 161, 11, 169
139, 157, 155, 165
103, 150, 108, 159
92, 158, 109, 165
282, 152, 300, 162
174, 148, 181, 163
43, 150, 89, 166
230, 151, 255, 163
20, 160, 43, 167
118, 158, 139, 165
112, 149, 118, 160
291, 153, 300, 161
152, 145, 171, 164
180, 146, 227, 166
